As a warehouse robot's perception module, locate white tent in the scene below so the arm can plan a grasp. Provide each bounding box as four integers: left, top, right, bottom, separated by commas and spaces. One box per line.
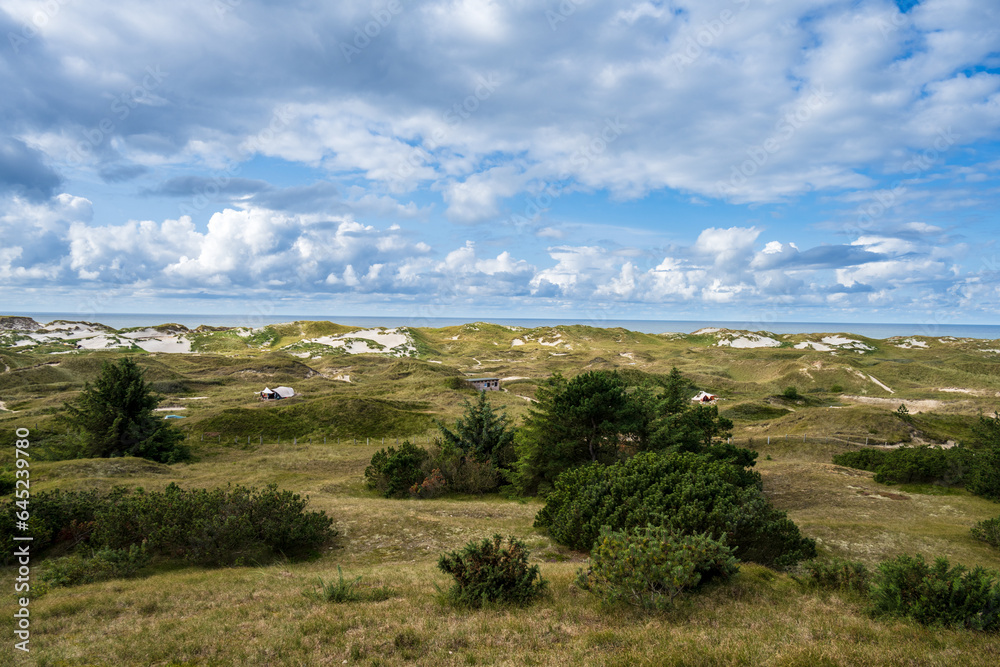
692, 391, 717, 403
259, 386, 295, 400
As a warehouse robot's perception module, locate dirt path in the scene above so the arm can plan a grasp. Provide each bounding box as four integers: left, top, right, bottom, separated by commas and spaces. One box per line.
841, 395, 944, 412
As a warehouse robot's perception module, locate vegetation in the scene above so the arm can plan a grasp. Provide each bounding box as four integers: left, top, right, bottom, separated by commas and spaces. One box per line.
4, 321, 1000, 663
437, 534, 548, 607
869, 555, 1000, 631
794, 558, 872, 595
364, 441, 430, 498
534, 451, 816, 568
61, 357, 189, 463
971, 517, 1000, 549
576, 525, 738, 610
0, 482, 334, 569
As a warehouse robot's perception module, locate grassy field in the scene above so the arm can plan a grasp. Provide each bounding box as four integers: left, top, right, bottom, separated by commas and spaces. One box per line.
2, 321, 1000, 664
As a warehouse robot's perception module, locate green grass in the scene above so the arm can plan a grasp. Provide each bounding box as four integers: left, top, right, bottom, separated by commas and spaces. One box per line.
3, 321, 1000, 663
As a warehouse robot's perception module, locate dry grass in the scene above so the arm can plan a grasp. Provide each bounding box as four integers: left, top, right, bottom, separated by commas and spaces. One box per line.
4, 436, 1000, 666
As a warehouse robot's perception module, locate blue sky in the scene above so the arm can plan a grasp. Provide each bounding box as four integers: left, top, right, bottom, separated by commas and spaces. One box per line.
1, 0, 999, 325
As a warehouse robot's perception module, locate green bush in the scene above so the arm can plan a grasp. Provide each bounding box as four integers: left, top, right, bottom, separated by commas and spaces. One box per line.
869, 554, 1000, 631
971, 517, 1000, 548
832, 449, 889, 472
365, 441, 430, 498
39, 544, 151, 588
93, 483, 334, 565
534, 451, 815, 569
782, 387, 799, 400
0, 488, 102, 563
0, 483, 334, 567
0, 471, 15, 496
576, 526, 737, 610
830, 384, 844, 393
966, 447, 1000, 501
794, 558, 871, 594
437, 534, 548, 607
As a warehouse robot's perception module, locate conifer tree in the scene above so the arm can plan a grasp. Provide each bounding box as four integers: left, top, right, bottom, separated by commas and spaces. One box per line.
63, 357, 189, 463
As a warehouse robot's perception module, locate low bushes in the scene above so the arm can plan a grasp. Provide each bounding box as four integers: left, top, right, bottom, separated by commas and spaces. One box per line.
576, 526, 737, 610
437, 534, 548, 607
869, 555, 1000, 631
364, 441, 429, 498
971, 517, 1000, 548
794, 557, 872, 595
40, 544, 151, 588
0, 483, 335, 569
534, 451, 816, 569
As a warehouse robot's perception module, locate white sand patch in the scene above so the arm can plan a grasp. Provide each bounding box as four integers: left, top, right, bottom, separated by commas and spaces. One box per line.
301, 328, 416, 357
331, 374, 351, 382
717, 334, 781, 348
538, 335, 563, 346
549, 352, 568, 356
74, 335, 131, 350
291, 352, 311, 358
178, 397, 209, 400
511, 338, 524, 346
153, 406, 187, 411
980, 349, 1000, 354
501, 376, 529, 382
937, 387, 980, 395
842, 395, 941, 412
867, 374, 894, 393
447, 335, 460, 340
133, 336, 192, 353
894, 338, 928, 349
693, 328, 722, 334
0, 401, 8, 411
794, 341, 833, 351
427, 360, 443, 364
518, 395, 538, 403
821, 336, 874, 351
620, 352, 634, 359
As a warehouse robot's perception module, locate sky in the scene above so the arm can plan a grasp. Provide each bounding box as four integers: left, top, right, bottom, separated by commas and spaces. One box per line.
1, 0, 999, 326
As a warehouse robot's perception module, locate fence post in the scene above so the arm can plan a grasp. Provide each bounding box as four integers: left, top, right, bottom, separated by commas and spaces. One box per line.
294, 436, 297, 445
201, 433, 204, 442
367, 437, 370, 446
260, 435, 263, 445
767, 436, 770, 445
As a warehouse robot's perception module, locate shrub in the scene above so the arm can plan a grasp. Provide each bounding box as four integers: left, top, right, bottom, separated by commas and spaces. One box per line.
409, 468, 448, 498
39, 544, 151, 588
966, 447, 1000, 501
830, 384, 844, 393
576, 526, 737, 610
93, 483, 334, 565
365, 441, 430, 498
869, 554, 1000, 631
794, 558, 871, 594
833, 446, 972, 487
782, 387, 799, 400
425, 445, 502, 495
832, 449, 889, 472
0, 488, 102, 562
1, 483, 334, 567
0, 471, 15, 496
971, 517, 1000, 548
438, 534, 548, 607
534, 452, 816, 568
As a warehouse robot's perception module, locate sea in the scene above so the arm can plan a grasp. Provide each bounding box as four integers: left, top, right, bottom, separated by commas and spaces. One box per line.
6, 312, 1000, 340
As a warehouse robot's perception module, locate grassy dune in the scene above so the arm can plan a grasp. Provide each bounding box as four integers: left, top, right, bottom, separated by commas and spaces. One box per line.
2, 322, 1000, 664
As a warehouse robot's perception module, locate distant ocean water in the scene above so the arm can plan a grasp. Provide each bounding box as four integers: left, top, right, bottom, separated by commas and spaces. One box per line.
6, 312, 1000, 340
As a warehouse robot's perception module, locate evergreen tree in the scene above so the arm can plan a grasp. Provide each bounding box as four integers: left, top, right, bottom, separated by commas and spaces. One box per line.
513, 371, 651, 495
437, 390, 516, 465
63, 357, 189, 463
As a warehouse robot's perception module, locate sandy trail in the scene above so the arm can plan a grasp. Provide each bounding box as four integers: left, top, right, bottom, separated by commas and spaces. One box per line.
841, 395, 943, 412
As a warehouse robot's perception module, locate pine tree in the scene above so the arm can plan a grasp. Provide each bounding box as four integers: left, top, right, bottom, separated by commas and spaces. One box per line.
437, 390, 515, 463
63, 357, 189, 463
